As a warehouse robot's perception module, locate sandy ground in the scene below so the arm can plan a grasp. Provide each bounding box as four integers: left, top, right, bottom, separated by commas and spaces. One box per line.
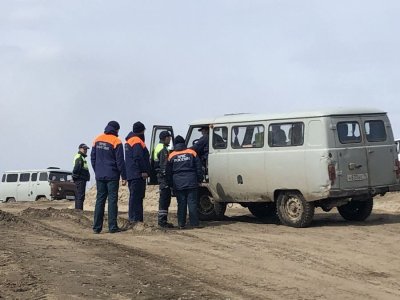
1, 188, 400, 299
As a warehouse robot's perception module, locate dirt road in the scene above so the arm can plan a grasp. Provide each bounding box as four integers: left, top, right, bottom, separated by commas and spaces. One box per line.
1, 194, 400, 299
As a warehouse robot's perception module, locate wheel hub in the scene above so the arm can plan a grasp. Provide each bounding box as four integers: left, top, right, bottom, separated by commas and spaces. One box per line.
285, 197, 303, 219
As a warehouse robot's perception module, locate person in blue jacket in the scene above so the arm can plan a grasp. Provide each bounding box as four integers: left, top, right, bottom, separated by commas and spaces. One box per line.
167, 135, 203, 229
125, 121, 151, 223
91, 121, 127, 234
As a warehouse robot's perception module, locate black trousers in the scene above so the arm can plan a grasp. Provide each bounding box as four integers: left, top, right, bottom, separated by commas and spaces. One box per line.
158, 187, 171, 226
75, 180, 86, 210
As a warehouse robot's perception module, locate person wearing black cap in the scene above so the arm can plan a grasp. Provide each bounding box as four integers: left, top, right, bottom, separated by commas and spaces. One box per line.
153, 130, 174, 228
72, 143, 91, 210
167, 135, 203, 229
125, 121, 151, 223
91, 121, 127, 234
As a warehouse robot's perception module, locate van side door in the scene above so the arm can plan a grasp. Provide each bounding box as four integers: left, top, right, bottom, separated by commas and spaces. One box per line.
362, 116, 398, 186
149, 125, 174, 185
332, 118, 369, 190
227, 124, 267, 201
17, 172, 35, 201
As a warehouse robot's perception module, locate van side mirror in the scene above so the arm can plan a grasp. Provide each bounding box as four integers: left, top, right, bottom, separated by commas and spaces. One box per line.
396, 140, 400, 154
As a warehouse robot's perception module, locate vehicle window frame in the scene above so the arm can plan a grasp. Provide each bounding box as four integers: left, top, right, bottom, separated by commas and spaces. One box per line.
231, 124, 265, 149
268, 122, 305, 147
39, 172, 48, 182
19, 173, 31, 182
212, 126, 228, 149
31, 173, 38, 182
364, 120, 387, 142
337, 121, 362, 144
1, 174, 5, 182
6, 173, 18, 183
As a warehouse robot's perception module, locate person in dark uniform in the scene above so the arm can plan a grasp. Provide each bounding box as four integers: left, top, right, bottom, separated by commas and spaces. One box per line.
72, 143, 90, 210
167, 135, 203, 229
154, 131, 174, 228
91, 121, 127, 234
125, 121, 151, 223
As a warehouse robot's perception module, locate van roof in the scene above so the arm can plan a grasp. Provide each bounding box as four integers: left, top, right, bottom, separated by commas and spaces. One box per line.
3, 169, 72, 174
190, 108, 387, 125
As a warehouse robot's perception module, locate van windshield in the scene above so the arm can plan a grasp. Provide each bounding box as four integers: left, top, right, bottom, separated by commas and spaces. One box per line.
48, 172, 73, 182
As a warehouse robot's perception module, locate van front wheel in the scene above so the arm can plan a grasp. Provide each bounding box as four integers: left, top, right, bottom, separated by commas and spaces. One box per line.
337, 198, 373, 221
277, 192, 314, 228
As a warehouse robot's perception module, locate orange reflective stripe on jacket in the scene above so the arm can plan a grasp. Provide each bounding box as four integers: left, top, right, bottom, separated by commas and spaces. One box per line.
126, 136, 146, 148
168, 149, 197, 161
93, 134, 122, 149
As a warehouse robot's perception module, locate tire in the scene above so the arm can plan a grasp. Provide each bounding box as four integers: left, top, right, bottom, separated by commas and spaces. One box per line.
6, 197, 16, 203
248, 202, 276, 219
36, 196, 48, 202
214, 202, 227, 220
337, 197, 373, 221
198, 192, 217, 221
276, 192, 314, 228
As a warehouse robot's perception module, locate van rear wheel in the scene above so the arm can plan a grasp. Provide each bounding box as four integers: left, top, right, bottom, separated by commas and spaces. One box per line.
6, 197, 16, 203
277, 192, 314, 228
337, 197, 373, 221
248, 203, 276, 219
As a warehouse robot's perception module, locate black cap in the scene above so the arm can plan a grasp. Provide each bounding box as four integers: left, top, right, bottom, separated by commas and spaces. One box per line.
107, 121, 120, 130
175, 135, 185, 144
132, 121, 146, 133
198, 126, 209, 132
159, 131, 171, 140
79, 143, 90, 149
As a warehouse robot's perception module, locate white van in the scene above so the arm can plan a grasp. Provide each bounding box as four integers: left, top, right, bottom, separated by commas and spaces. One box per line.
0, 168, 77, 202
150, 108, 400, 227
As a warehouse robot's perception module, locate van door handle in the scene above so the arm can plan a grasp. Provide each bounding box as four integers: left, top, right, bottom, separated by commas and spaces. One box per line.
368, 150, 374, 153
349, 163, 362, 170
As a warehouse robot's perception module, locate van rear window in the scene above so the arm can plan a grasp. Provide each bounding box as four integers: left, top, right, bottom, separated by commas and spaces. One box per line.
6, 174, 18, 182
337, 122, 362, 144
365, 120, 387, 142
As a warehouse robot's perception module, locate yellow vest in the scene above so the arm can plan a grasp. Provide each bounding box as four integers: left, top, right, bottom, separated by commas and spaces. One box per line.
153, 143, 164, 161
73, 153, 89, 170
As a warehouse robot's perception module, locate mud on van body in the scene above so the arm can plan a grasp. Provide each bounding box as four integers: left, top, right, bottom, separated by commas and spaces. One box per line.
0, 169, 77, 202
150, 108, 400, 228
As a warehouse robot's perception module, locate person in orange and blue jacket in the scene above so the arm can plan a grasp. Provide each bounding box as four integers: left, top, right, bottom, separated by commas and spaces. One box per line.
167, 135, 203, 229
91, 121, 127, 234
125, 121, 151, 223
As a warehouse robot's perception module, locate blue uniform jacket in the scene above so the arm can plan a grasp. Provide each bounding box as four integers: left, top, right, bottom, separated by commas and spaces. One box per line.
91, 126, 127, 181
125, 132, 151, 181
166, 143, 203, 191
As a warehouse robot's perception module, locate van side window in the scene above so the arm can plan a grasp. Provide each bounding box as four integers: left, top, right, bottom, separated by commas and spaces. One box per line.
39, 172, 48, 181
31, 173, 38, 182
268, 123, 304, 147
365, 120, 387, 142
231, 125, 264, 149
1, 174, 5, 182
6, 174, 18, 182
20, 173, 30, 182
337, 122, 362, 144
213, 127, 228, 149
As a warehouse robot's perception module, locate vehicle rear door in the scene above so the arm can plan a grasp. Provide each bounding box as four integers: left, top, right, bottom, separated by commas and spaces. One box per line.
149, 125, 174, 185
333, 118, 369, 190
362, 115, 398, 186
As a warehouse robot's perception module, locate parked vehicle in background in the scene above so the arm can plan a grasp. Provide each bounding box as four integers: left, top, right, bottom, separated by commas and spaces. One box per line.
0, 168, 77, 202
150, 108, 400, 228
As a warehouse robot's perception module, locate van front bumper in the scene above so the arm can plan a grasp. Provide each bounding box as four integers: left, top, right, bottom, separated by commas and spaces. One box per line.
329, 184, 400, 198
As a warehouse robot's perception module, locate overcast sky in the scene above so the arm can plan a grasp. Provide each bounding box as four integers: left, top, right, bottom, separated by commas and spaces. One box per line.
1, 0, 399, 178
